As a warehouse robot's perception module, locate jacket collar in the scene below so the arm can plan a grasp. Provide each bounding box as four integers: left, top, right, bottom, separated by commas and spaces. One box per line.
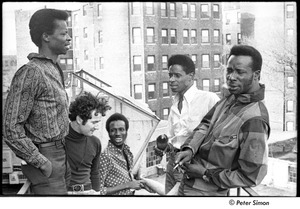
227, 84, 266, 104
27, 53, 56, 64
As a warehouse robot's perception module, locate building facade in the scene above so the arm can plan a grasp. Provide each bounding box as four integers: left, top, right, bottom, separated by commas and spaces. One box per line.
222, 2, 297, 131
71, 2, 225, 120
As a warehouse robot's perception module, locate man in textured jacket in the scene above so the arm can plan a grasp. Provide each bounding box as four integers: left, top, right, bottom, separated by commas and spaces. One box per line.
175, 45, 270, 196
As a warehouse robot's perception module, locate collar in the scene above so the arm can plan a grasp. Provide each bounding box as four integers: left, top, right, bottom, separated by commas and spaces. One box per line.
27, 53, 56, 64
175, 83, 198, 103
227, 84, 266, 104
107, 140, 131, 153
67, 123, 86, 142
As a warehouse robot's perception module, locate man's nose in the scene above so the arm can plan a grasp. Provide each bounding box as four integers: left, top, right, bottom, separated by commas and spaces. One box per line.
169, 75, 175, 81
227, 72, 237, 80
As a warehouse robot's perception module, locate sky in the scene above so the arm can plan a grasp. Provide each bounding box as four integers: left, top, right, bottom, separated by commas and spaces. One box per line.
2, 2, 82, 55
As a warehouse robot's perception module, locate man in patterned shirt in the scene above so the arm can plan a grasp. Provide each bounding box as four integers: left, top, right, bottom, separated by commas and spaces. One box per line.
3, 8, 71, 194
175, 45, 270, 196
98, 113, 149, 195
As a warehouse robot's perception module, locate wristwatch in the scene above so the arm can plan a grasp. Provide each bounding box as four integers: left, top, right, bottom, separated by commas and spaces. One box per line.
202, 170, 211, 183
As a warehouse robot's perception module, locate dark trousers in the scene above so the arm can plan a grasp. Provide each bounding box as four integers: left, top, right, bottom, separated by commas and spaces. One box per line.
21, 141, 70, 195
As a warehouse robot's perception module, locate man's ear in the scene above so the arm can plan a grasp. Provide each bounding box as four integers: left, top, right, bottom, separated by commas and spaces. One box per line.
76, 115, 83, 125
189, 72, 195, 80
42, 32, 50, 43
254, 70, 261, 80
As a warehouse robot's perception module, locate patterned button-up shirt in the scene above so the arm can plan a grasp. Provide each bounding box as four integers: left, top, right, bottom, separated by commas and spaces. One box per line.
3, 53, 69, 168
98, 141, 134, 195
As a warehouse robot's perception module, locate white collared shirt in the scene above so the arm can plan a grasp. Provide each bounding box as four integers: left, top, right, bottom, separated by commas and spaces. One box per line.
168, 83, 220, 149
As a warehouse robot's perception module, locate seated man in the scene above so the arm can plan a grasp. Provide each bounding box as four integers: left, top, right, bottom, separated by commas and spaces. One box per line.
99, 113, 154, 195
65, 92, 111, 195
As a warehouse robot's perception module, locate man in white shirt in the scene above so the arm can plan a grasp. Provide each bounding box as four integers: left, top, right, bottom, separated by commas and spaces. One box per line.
155, 54, 220, 194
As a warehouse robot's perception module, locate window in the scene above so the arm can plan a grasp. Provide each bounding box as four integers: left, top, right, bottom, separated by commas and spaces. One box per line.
162, 82, 169, 97
99, 57, 104, 69
134, 84, 143, 99
287, 76, 294, 88
147, 28, 155, 44
202, 79, 210, 91
132, 2, 141, 15
287, 100, 294, 112
288, 165, 296, 183
60, 59, 66, 64
182, 3, 188, 18
202, 54, 210, 68
74, 14, 78, 25
200, 4, 209, 18
146, 141, 161, 167
201, 29, 209, 43
191, 29, 197, 44
191, 54, 197, 66
83, 4, 87, 16
286, 121, 294, 131
98, 30, 103, 43
161, 29, 168, 44
190, 4, 196, 18
146, 2, 154, 15
83, 27, 88, 38
170, 3, 176, 17
148, 83, 156, 99
133, 28, 141, 44
163, 108, 169, 120
67, 59, 73, 65
162, 55, 168, 70
213, 29, 220, 43
84, 50, 88, 60
213, 54, 220, 68
183, 29, 189, 44
286, 4, 294, 18
170, 29, 177, 44
97, 4, 103, 17
237, 12, 241, 24
237, 33, 241, 44
74, 36, 79, 49
214, 79, 220, 92
161, 2, 167, 17
147, 55, 155, 71
287, 29, 294, 39
213, 4, 220, 19
226, 34, 231, 45
133, 56, 142, 71
225, 13, 230, 24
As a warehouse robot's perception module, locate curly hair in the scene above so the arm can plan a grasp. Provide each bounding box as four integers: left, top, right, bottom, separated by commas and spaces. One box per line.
69, 92, 111, 125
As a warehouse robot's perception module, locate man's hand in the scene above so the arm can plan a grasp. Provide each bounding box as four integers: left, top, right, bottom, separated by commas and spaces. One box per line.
175, 149, 193, 166
180, 161, 206, 179
40, 160, 52, 177
154, 146, 165, 157
127, 180, 143, 190
140, 180, 156, 193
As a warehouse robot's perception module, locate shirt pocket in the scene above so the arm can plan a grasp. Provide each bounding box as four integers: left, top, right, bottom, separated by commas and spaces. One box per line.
214, 134, 239, 149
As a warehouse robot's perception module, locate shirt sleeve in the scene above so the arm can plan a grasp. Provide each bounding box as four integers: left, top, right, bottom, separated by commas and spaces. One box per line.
3, 65, 48, 168
90, 141, 101, 191
98, 152, 112, 195
210, 118, 269, 188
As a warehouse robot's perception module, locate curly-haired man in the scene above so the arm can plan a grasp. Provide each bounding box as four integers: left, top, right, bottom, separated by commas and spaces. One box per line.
65, 92, 111, 195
